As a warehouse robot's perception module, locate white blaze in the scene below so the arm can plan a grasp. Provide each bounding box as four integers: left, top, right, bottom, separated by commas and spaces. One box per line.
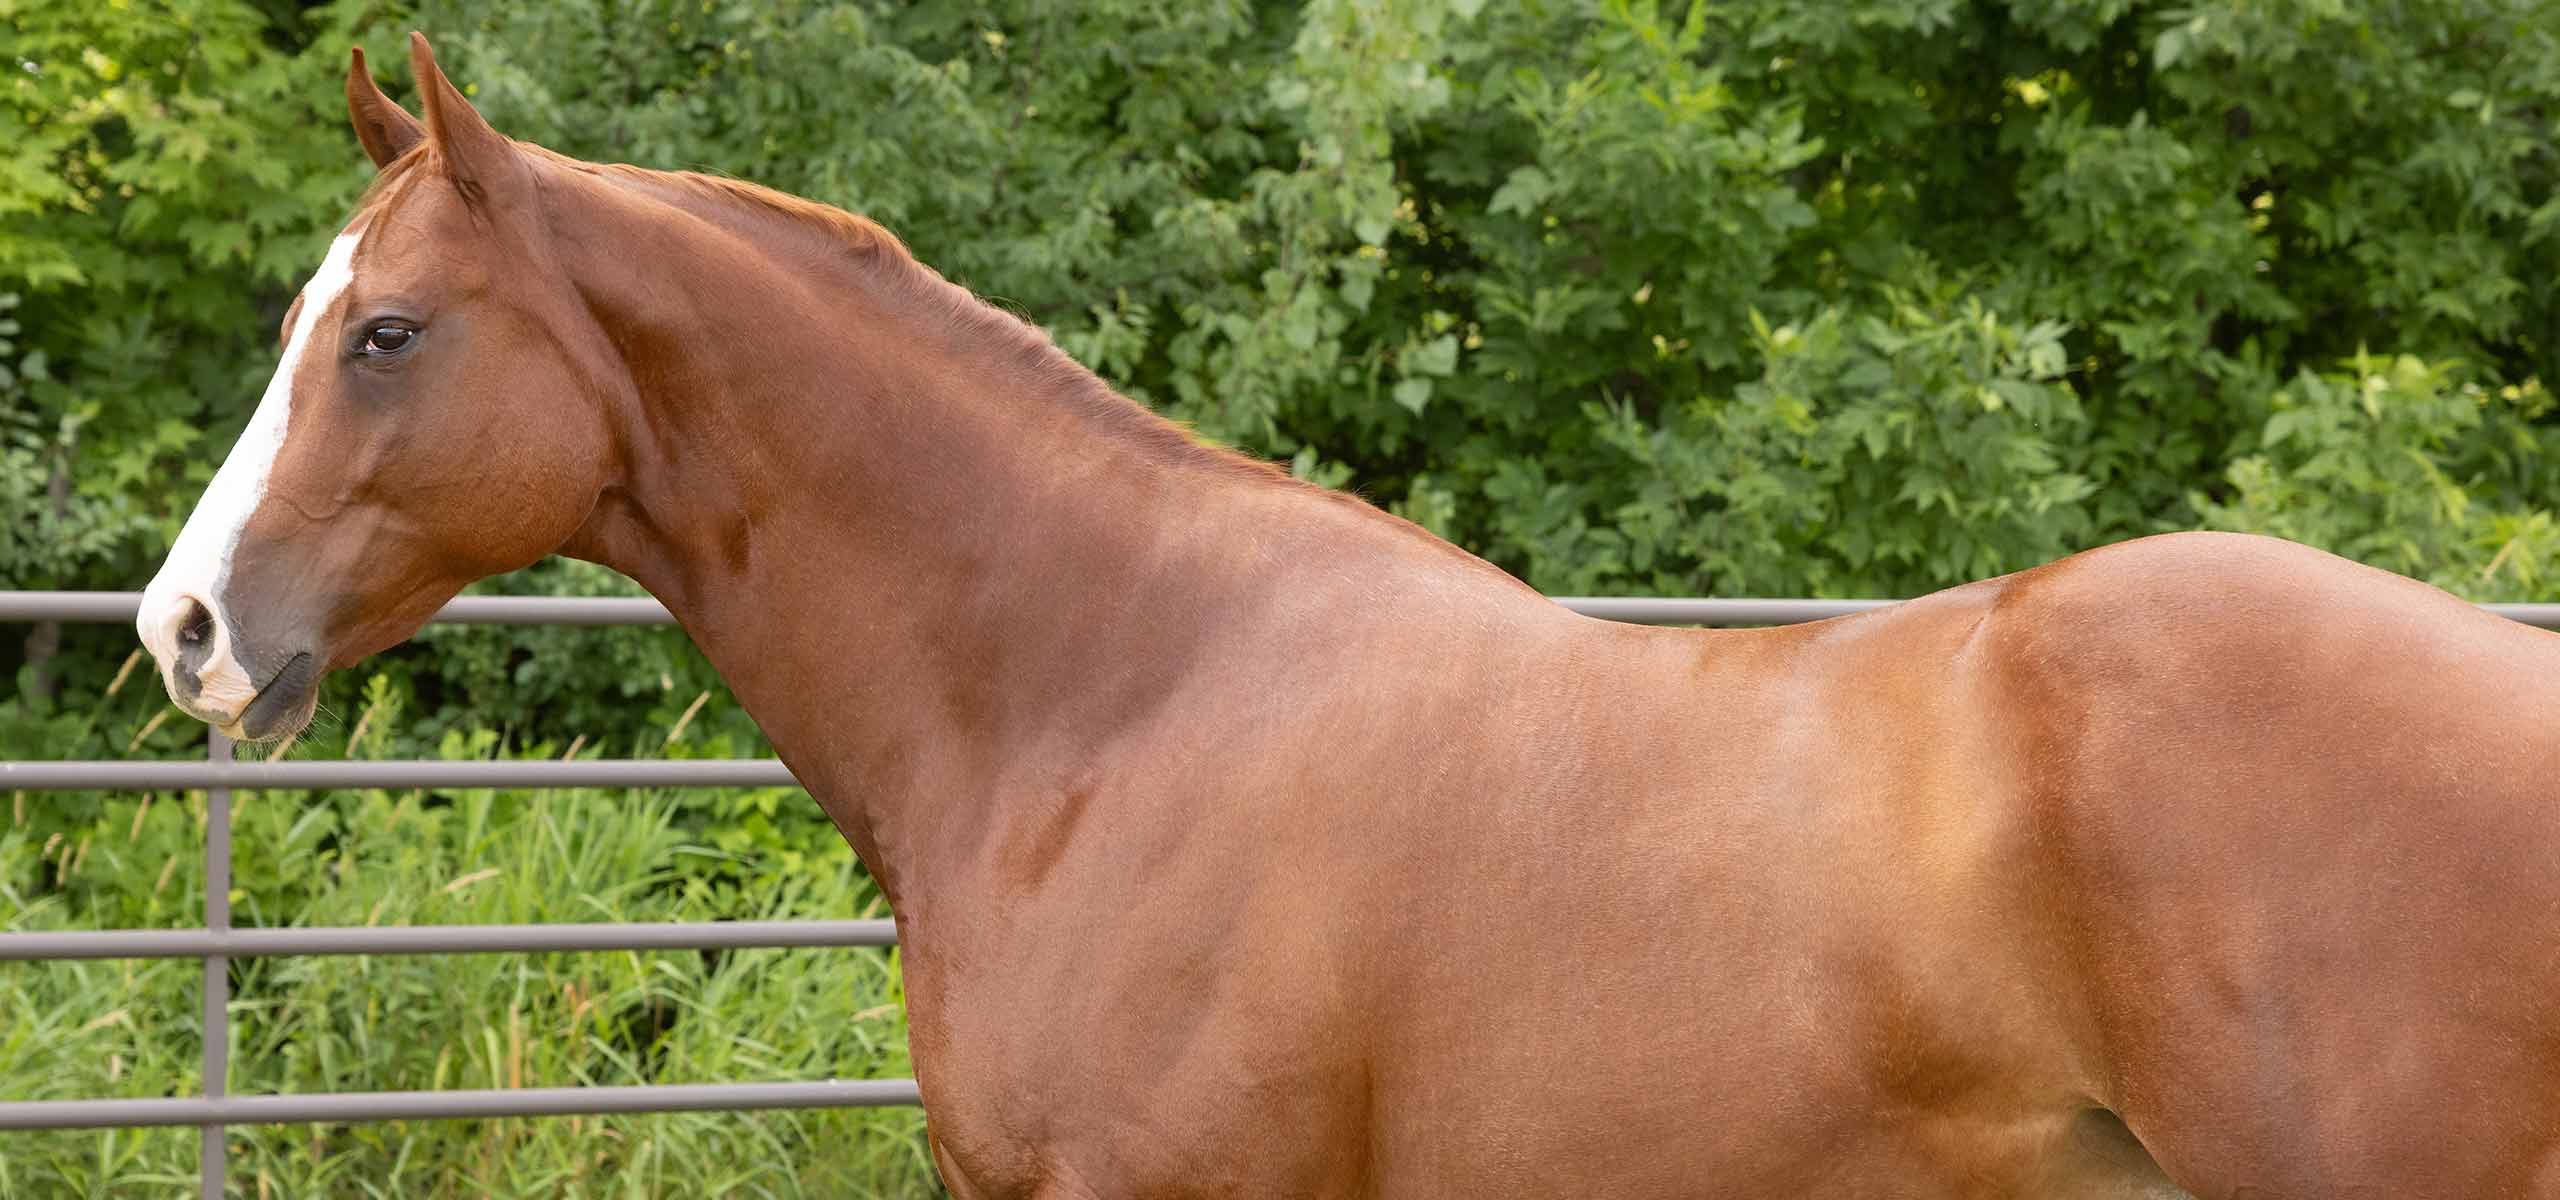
137, 224, 367, 726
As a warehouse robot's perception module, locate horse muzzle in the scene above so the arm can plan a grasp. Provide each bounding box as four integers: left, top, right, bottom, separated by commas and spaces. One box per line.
137, 589, 322, 742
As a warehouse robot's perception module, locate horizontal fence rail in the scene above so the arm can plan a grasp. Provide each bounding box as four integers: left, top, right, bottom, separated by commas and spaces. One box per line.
11, 582, 2560, 1192
0, 1081, 925, 1132
0, 591, 682, 626
0, 919, 901, 962
1554, 595, 2560, 629
0, 757, 797, 790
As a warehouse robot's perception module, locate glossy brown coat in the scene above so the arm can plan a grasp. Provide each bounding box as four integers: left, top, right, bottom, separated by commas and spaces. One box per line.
137, 38, 2560, 1198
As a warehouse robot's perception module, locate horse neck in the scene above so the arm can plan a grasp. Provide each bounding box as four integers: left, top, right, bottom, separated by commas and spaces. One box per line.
549, 182, 1535, 903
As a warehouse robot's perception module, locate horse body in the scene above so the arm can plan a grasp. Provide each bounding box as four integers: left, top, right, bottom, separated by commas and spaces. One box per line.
130, 38, 2560, 1196
893, 532, 2560, 1199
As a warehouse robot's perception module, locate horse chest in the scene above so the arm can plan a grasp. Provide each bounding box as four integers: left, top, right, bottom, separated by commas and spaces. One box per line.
899, 902, 1380, 1197
913, 997, 1369, 1198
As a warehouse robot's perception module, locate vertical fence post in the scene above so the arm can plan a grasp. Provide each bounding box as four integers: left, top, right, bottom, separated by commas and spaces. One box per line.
200, 730, 231, 1200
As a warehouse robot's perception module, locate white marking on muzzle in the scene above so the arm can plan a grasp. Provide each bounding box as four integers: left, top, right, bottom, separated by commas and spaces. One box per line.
137, 224, 367, 726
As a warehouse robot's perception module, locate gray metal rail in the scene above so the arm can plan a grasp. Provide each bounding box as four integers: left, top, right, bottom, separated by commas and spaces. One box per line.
1560, 594, 2560, 628
0, 1080, 924, 1131
0, 919, 901, 961
0, 591, 679, 625
0, 758, 797, 790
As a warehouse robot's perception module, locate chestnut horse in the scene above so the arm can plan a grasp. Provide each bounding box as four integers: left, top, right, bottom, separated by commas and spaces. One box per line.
135, 36, 2560, 1199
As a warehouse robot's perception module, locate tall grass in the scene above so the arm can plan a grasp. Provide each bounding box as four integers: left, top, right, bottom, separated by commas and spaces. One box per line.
1, 663, 941, 1198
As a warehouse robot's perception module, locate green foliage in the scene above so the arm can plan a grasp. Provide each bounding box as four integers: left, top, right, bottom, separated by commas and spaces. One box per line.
3, 0, 362, 593
2196, 356, 2560, 593
1579, 283, 2093, 595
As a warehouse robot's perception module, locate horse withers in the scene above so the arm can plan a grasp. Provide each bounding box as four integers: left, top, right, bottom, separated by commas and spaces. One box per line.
133, 34, 2560, 1199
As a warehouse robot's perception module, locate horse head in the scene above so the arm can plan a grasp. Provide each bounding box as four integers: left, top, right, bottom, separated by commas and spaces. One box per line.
137, 36, 622, 740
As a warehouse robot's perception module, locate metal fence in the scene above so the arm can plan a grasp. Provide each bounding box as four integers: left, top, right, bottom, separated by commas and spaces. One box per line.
7, 587, 2559, 1198
0, 592, 914, 1200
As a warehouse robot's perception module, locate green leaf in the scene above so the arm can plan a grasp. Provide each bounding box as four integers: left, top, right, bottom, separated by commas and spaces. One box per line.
2152, 28, 2187, 71
1487, 165, 1554, 217
1406, 334, 1459, 377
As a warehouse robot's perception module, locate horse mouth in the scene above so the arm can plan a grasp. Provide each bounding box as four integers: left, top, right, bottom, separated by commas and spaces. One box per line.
225, 651, 319, 742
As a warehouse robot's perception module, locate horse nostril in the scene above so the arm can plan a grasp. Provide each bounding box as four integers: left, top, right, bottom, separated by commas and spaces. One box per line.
177, 598, 214, 649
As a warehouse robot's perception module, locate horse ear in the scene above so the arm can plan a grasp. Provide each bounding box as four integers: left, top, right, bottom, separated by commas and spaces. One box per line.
346, 47, 423, 169
406, 32, 522, 203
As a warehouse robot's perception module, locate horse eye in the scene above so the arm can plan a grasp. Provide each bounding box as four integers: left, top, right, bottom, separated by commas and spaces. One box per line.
362, 325, 414, 354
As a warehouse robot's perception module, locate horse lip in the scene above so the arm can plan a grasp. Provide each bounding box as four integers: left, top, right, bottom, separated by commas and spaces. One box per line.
234, 651, 318, 740
257, 651, 313, 695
